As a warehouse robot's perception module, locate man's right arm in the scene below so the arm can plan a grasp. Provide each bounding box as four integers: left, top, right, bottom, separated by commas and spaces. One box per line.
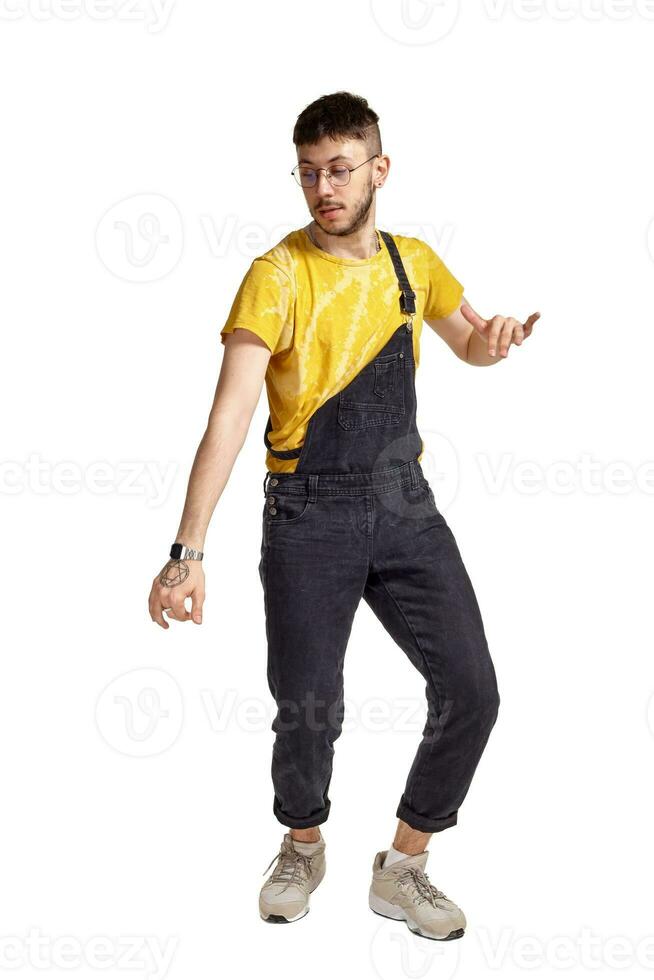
148, 327, 271, 629
175, 327, 272, 548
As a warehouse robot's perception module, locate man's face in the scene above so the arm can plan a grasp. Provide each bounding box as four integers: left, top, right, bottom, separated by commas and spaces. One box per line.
296, 136, 382, 238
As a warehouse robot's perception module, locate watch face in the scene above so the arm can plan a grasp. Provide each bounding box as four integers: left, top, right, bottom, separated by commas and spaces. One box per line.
170, 543, 183, 559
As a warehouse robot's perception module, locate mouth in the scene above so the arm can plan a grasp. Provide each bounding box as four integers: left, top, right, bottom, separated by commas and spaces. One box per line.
318, 206, 343, 219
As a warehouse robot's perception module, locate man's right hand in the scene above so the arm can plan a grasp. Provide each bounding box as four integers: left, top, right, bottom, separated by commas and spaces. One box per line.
148, 558, 205, 629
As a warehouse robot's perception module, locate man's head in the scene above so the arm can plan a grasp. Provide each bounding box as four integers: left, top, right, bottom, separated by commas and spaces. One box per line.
292, 91, 389, 239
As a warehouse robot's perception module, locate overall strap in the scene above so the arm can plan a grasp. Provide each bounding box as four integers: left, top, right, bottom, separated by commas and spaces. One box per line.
378, 230, 416, 316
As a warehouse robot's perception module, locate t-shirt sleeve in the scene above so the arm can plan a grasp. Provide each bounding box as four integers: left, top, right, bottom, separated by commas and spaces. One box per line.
422, 241, 464, 320
220, 257, 294, 355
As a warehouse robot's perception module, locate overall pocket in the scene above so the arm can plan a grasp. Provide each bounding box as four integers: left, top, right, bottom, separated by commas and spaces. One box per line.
338, 350, 406, 431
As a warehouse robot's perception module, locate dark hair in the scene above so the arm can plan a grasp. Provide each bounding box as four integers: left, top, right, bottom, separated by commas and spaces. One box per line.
293, 91, 382, 156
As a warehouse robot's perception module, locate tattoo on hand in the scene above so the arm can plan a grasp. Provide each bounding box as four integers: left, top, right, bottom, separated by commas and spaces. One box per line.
160, 559, 190, 588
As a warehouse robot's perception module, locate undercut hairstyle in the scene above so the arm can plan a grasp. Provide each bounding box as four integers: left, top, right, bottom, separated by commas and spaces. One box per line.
292, 91, 382, 158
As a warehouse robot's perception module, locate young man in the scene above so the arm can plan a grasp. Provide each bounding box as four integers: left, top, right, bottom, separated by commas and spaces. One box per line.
148, 91, 540, 941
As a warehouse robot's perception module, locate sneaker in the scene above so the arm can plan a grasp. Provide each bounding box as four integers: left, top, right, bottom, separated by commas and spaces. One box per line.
259, 830, 326, 923
369, 849, 466, 940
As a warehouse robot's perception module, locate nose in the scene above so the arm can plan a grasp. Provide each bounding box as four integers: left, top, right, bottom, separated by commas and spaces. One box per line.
313, 170, 334, 195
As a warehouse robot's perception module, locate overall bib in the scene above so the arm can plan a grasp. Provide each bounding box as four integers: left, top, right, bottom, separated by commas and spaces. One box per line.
258, 231, 500, 832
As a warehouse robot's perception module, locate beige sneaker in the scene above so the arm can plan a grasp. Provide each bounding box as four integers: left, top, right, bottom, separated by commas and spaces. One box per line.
369, 849, 466, 940
259, 830, 326, 923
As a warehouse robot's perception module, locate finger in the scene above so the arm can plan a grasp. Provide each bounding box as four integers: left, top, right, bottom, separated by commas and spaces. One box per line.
510, 322, 526, 347
499, 319, 523, 356
523, 311, 541, 330
149, 593, 170, 629
487, 316, 505, 356
169, 595, 191, 622
191, 588, 205, 625
460, 303, 488, 333
497, 321, 513, 357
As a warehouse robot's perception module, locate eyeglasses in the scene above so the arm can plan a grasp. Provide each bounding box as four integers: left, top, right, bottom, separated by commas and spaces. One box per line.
291, 154, 380, 188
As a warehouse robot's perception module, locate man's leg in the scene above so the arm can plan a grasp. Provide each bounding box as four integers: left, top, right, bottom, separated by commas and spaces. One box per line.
259, 491, 370, 830
364, 484, 501, 834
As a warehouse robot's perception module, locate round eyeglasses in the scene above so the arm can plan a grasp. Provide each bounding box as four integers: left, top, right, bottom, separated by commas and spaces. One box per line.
291, 154, 380, 188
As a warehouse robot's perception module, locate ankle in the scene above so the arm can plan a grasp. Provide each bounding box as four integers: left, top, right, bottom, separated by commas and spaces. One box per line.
290, 828, 321, 844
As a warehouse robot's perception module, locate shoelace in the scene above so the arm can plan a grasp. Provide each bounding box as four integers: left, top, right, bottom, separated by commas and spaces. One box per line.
392, 866, 448, 908
262, 841, 315, 894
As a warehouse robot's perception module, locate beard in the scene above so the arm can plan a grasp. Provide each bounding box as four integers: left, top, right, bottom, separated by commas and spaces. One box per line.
314, 182, 376, 238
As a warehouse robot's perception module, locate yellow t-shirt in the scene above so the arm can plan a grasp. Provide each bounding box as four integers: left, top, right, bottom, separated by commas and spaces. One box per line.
220, 227, 464, 473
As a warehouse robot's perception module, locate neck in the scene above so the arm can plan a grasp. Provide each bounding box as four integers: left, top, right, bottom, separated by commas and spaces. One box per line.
307, 220, 380, 259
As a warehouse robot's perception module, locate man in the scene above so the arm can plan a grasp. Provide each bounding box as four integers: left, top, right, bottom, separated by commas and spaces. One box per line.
148, 91, 540, 941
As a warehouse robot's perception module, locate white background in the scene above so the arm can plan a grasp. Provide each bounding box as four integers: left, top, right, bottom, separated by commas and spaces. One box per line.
1, 1, 653, 978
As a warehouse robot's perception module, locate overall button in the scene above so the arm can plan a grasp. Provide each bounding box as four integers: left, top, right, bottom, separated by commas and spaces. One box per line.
268, 495, 276, 504
270, 478, 279, 486
399, 352, 404, 359
268, 506, 277, 515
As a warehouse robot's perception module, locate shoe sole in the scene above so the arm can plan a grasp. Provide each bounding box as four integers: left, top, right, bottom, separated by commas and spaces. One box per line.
259, 865, 325, 924
369, 891, 465, 941
261, 908, 310, 924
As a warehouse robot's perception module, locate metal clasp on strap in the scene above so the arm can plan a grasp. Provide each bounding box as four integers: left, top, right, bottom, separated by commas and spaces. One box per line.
400, 288, 416, 316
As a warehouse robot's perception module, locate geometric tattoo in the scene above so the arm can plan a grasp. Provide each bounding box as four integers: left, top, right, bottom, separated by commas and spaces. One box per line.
159, 559, 190, 588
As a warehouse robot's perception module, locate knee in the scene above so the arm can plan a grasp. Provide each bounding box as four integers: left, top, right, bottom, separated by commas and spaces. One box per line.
453, 667, 500, 732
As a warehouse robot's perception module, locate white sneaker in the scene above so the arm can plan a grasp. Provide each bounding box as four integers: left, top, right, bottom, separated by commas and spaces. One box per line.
259, 831, 326, 923
369, 849, 465, 940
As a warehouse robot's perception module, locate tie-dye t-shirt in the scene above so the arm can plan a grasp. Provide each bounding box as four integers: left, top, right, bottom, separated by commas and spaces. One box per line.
220, 227, 464, 473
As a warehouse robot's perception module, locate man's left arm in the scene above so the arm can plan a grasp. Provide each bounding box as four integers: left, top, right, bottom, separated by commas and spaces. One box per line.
424, 297, 541, 365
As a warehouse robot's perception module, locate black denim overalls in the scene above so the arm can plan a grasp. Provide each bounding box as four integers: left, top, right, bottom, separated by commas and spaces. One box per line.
258, 231, 500, 832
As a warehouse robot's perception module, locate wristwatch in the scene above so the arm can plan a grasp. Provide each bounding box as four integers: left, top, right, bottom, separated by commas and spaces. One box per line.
169, 542, 204, 561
